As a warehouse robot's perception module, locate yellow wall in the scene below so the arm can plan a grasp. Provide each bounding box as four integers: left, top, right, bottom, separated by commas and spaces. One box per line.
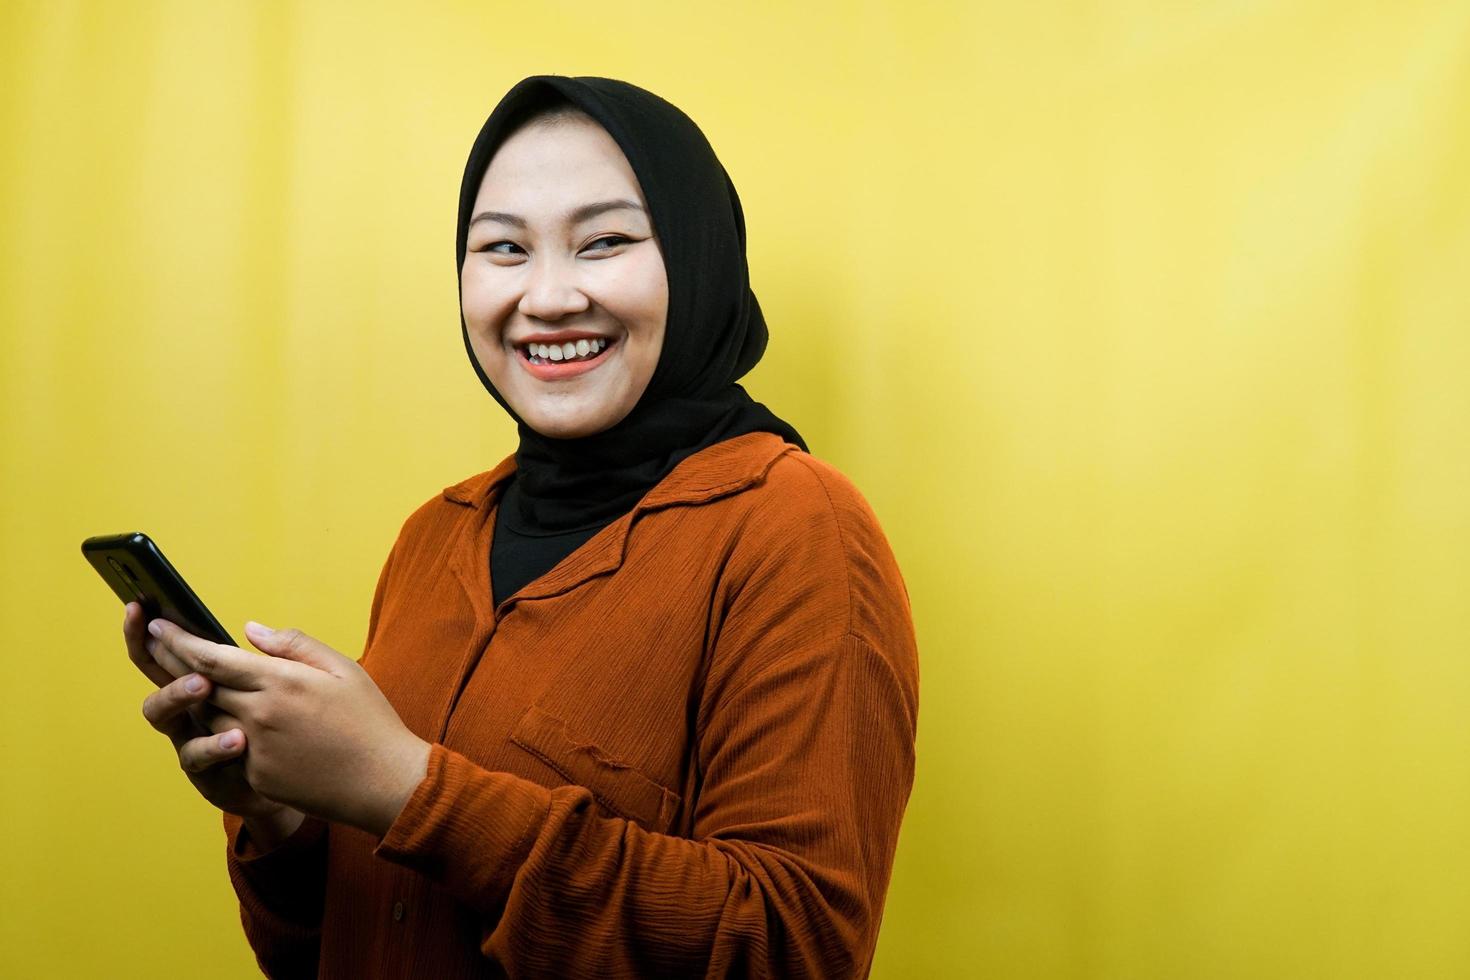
3, 2, 1467, 976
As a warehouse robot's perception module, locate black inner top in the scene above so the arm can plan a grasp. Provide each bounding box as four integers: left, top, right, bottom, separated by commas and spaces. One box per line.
490, 476, 605, 608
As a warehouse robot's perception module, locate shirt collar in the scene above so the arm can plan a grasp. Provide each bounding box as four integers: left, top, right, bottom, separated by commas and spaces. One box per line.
440, 431, 796, 514
438, 431, 799, 614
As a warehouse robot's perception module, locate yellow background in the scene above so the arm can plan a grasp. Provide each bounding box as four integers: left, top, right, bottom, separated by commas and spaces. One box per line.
3, 1, 1467, 977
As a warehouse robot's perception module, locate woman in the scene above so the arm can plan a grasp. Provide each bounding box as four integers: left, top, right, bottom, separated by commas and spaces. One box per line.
125, 75, 919, 978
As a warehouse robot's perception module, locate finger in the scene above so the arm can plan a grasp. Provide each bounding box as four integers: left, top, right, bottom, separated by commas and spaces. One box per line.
182, 689, 247, 733
244, 622, 348, 675
178, 728, 246, 774
198, 681, 251, 718
182, 706, 256, 762
187, 698, 229, 732
145, 632, 193, 680
148, 618, 267, 691
203, 708, 246, 736
124, 602, 176, 688
142, 673, 215, 746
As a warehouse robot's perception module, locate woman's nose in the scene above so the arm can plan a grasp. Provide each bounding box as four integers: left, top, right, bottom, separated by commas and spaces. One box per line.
517, 256, 591, 321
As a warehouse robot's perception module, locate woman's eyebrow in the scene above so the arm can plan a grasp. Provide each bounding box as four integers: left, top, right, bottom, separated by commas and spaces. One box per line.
470, 199, 646, 230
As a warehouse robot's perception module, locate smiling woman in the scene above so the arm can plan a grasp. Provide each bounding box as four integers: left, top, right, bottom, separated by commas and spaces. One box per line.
460, 109, 668, 440
125, 74, 919, 979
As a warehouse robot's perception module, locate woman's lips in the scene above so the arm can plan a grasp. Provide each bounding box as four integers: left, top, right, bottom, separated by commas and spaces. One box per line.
516, 336, 616, 381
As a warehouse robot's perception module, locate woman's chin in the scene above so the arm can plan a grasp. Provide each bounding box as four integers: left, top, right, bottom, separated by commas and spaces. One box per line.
504, 379, 642, 440
520, 407, 624, 441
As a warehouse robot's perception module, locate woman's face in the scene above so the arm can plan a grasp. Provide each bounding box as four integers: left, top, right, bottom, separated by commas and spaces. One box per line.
461, 114, 668, 439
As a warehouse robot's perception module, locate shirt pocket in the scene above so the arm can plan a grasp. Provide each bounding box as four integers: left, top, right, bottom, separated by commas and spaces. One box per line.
509, 703, 682, 834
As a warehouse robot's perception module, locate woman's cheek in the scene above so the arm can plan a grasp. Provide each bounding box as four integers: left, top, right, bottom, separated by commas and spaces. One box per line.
461, 265, 510, 316
460, 278, 491, 324
632, 255, 669, 326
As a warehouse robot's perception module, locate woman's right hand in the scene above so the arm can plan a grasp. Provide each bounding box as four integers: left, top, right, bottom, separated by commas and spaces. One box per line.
124, 601, 302, 833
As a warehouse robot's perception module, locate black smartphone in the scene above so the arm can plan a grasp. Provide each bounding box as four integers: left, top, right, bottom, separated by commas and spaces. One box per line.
81, 532, 235, 646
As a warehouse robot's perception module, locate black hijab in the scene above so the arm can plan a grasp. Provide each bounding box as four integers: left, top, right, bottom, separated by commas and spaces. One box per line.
457, 76, 805, 600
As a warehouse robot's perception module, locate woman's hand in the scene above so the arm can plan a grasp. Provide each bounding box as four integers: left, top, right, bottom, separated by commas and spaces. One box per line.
124, 602, 297, 825
145, 616, 431, 838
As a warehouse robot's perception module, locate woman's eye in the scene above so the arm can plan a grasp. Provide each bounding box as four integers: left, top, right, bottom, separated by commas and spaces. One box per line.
582, 235, 631, 253
479, 241, 523, 255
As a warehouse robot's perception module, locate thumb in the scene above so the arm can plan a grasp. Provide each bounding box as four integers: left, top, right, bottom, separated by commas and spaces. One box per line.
244, 621, 345, 674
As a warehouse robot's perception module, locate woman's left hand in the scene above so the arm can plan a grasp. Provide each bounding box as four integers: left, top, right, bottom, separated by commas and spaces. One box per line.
145, 618, 430, 838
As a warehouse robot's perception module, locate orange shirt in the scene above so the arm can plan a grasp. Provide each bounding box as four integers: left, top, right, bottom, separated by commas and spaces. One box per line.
221, 432, 920, 978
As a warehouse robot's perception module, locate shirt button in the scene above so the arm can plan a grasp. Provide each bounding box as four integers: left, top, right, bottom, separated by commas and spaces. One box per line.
392, 901, 405, 922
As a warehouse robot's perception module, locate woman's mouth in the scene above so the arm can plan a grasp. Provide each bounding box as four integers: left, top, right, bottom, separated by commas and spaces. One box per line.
515, 335, 616, 381
521, 337, 610, 365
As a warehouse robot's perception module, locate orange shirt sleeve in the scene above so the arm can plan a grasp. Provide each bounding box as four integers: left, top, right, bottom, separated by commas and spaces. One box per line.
220, 811, 329, 979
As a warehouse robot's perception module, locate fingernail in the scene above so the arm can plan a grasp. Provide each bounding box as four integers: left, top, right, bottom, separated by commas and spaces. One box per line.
147, 620, 162, 638
184, 675, 204, 694
221, 731, 241, 749
245, 620, 275, 637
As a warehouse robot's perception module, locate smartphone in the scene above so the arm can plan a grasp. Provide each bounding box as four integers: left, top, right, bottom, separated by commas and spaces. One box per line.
81, 532, 235, 646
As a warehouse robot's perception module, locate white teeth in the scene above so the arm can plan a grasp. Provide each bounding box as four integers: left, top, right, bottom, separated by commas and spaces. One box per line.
523, 338, 610, 365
